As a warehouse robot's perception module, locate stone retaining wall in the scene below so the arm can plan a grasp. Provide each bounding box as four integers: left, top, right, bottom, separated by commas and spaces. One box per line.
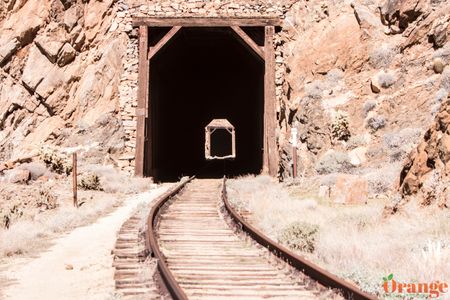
112, 0, 293, 174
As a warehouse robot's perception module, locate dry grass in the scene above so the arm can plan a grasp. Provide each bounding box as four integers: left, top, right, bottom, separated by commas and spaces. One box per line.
0, 167, 155, 259
227, 175, 450, 297
79, 164, 153, 194
0, 190, 122, 258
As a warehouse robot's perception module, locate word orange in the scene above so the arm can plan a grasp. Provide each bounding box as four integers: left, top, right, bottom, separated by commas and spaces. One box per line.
383, 274, 448, 298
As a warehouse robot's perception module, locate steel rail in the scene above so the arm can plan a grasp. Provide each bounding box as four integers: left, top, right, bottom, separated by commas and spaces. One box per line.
221, 177, 378, 300
146, 177, 194, 300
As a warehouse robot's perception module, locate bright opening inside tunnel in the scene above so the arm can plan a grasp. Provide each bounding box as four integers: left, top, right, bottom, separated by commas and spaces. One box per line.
148, 27, 264, 181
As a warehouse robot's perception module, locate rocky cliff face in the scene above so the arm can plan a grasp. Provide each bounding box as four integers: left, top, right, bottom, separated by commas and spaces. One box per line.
399, 94, 450, 208
0, 0, 449, 199
277, 0, 449, 201
0, 0, 129, 165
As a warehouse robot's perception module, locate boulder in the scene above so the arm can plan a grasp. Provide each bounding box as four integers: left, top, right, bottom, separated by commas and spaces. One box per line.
433, 57, 446, 74
57, 43, 76, 67
21, 45, 66, 98
84, 0, 114, 42
380, 0, 427, 31
63, 5, 83, 31
60, 0, 75, 9
0, 73, 34, 113
69, 25, 85, 51
21, 45, 55, 91
35, 66, 65, 99
429, 15, 449, 48
18, 116, 64, 154
370, 75, 381, 93
75, 36, 125, 126
400, 4, 449, 50
331, 174, 369, 204
286, 13, 368, 76
399, 94, 450, 204
34, 34, 65, 63
352, 3, 381, 31
5, 169, 30, 184
0, 0, 49, 45
0, 38, 20, 65
349, 146, 367, 166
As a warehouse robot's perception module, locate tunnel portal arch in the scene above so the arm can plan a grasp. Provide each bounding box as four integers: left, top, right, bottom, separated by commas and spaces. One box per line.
133, 18, 279, 181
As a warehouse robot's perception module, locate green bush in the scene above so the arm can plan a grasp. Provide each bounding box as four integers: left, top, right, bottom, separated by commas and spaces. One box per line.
38, 146, 72, 175
78, 172, 103, 191
315, 151, 353, 174
330, 112, 351, 141
37, 186, 58, 210
278, 221, 319, 253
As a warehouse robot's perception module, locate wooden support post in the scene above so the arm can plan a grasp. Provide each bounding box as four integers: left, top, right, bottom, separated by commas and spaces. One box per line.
205, 127, 211, 158
264, 26, 277, 176
292, 146, 297, 178
230, 26, 265, 60
135, 25, 149, 177
148, 26, 182, 60
231, 129, 236, 159
72, 152, 78, 208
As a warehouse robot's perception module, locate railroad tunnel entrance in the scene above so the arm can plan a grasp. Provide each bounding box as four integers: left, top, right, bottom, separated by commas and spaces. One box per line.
149, 27, 264, 181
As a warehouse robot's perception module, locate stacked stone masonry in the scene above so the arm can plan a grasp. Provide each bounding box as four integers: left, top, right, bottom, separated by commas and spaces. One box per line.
113, 0, 293, 173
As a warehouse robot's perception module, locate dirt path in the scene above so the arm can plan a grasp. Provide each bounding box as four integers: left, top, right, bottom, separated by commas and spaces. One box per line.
1, 185, 171, 300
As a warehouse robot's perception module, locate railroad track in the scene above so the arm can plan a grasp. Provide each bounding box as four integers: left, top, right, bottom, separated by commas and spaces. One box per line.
115, 177, 377, 300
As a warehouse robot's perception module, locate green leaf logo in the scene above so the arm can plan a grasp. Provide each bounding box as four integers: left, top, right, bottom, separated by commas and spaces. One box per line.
383, 277, 387, 282
388, 274, 393, 280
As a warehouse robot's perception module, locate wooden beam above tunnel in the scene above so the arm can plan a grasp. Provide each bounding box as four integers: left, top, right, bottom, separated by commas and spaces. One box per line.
132, 17, 282, 27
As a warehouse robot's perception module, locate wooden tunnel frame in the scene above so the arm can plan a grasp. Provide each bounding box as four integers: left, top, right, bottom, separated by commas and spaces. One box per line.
205, 119, 236, 160
132, 17, 280, 177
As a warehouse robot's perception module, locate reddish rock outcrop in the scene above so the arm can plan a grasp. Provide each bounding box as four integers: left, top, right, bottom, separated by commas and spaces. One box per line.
399, 93, 450, 208
332, 174, 369, 205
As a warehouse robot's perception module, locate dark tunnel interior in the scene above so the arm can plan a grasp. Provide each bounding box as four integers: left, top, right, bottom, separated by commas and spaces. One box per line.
210, 129, 232, 158
148, 27, 264, 181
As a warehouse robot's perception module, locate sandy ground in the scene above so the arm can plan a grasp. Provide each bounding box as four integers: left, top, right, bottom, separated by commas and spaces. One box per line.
1, 184, 171, 300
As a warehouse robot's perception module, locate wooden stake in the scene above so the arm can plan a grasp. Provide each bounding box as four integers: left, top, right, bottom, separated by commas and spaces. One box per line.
264, 26, 277, 176
72, 152, 78, 208
292, 146, 297, 178
135, 25, 149, 177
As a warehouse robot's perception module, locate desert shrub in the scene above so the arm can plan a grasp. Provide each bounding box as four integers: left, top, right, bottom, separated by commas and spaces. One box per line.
0, 203, 23, 229
377, 71, 396, 88
37, 186, 58, 210
78, 172, 103, 191
319, 173, 338, 187
330, 112, 351, 141
325, 68, 344, 88
79, 164, 153, 194
369, 44, 396, 68
346, 135, 369, 150
363, 100, 377, 116
364, 167, 399, 195
384, 128, 423, 161
384, 128, 422, 150
315, 151, 353, 174
39, 146, 72, 175
366, 115, 386, 132
338, 269, 382, 296
305, 80, 325, 99
278, 221, 319, 252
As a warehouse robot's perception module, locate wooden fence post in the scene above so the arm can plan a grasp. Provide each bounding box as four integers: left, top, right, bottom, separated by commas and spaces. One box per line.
72, 152, 78, 208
